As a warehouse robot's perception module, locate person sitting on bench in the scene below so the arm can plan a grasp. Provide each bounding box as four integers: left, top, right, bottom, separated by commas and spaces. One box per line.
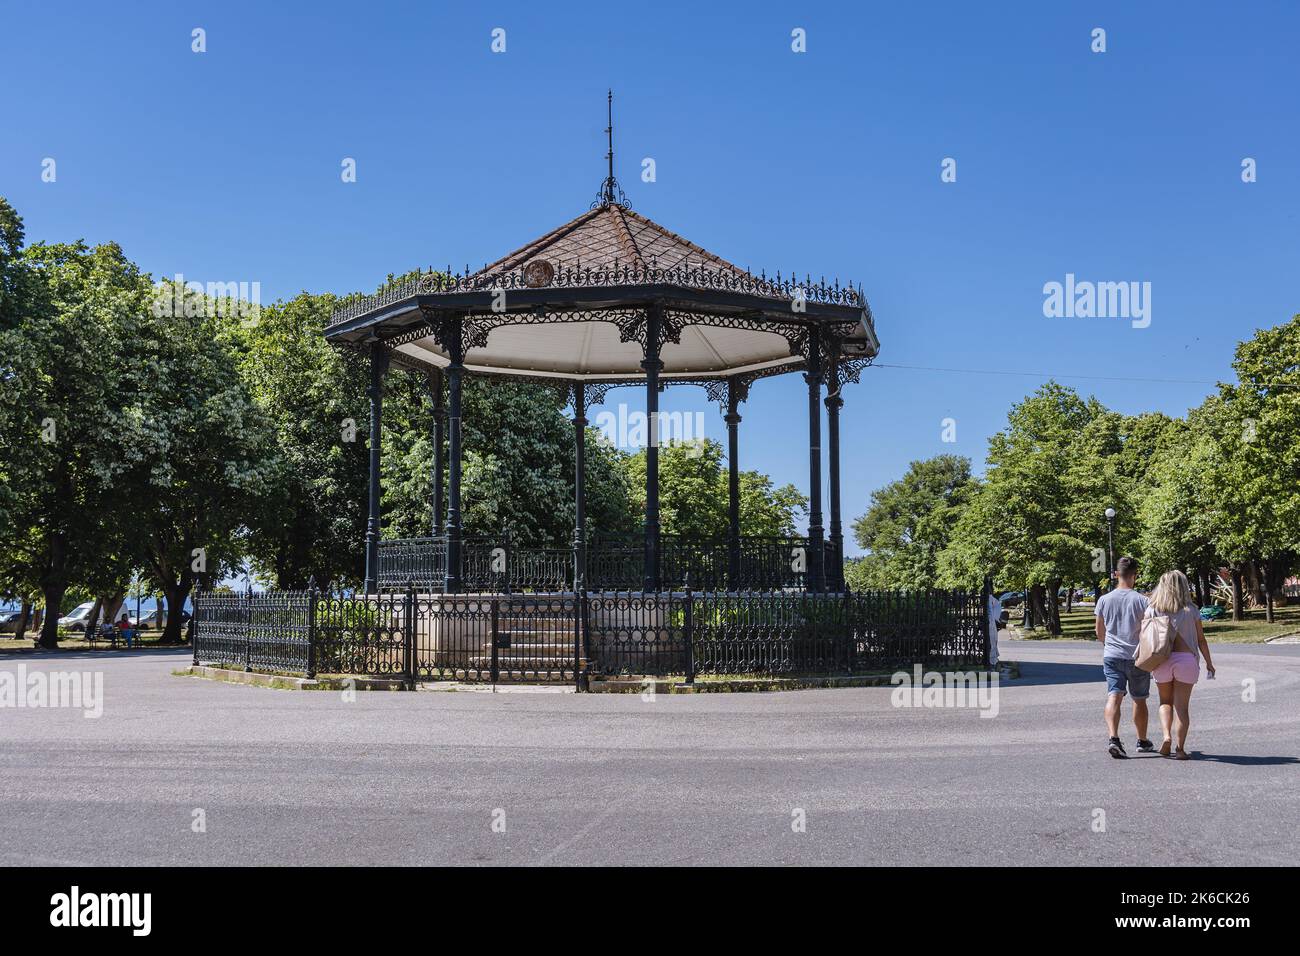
115, 612, 135, 648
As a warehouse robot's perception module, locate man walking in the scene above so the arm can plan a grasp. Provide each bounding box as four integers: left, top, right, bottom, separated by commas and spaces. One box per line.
1095, 556, 1153, 758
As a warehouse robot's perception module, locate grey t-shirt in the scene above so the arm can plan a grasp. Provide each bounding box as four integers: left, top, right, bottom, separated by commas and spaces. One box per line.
1095, 588, 1149, 660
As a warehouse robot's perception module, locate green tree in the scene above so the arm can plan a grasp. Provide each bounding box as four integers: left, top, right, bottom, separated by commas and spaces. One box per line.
1138, 417, 1222, 599
1216, 315, 1300, 617
848, 455, 974, 590
0, 198, 35, 601
939, 382, 1103, 632
238, 292, 370, 588
0, 239, 154, 646
620, 439, 806, 538
136, 282, 277, 642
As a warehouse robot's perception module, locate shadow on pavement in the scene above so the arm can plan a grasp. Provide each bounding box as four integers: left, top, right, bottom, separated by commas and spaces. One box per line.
1189, 752, 1300, 766
0, 647, 192, 663
1006, 660, 1102, 687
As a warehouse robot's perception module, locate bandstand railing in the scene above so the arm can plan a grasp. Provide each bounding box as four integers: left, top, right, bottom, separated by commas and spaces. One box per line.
193, 583, 990, 687
377, 533, 838, 593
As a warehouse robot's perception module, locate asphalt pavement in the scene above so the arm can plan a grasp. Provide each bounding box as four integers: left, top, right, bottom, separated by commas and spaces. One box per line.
1, 638, 1296, 866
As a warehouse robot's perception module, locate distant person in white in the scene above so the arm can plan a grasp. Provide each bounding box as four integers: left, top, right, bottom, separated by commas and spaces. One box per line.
985, 588, 1002, 666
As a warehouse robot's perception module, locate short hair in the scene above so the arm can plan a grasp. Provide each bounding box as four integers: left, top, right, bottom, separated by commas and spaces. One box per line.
1116, 556, 1138, 578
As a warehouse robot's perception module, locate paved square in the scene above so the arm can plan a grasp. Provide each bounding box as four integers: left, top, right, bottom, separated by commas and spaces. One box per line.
1, 640, 1297, 865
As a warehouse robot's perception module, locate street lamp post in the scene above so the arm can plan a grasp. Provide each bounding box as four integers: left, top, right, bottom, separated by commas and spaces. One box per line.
1104, 507, 1117, 591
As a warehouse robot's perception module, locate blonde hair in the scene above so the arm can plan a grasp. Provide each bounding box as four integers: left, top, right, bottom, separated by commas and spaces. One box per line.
1149, 570, 1194, 615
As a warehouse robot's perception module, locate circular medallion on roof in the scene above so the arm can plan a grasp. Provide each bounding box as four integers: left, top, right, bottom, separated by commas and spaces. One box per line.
523, 259, 555, 288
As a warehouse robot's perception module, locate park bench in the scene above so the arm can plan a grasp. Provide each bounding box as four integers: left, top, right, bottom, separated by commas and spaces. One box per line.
86, 622, 140, 648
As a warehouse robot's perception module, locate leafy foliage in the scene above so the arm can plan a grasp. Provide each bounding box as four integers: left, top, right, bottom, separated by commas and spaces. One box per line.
848, 455, 974, 590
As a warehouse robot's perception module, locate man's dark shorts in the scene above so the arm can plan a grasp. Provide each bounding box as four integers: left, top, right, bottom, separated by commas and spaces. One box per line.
1103, 657, 1150, 700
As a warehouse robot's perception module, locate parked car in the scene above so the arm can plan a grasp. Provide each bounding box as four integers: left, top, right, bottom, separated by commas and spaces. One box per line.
998, 592, 1024, 608
57, 602, 97, 632
133, 607, 189, 630
0, 610, 24, 635
132, 608, 160, 630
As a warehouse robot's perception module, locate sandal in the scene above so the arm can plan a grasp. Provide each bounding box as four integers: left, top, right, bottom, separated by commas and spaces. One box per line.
1175, 747, 1190, 761
1159, 739, 1172, 756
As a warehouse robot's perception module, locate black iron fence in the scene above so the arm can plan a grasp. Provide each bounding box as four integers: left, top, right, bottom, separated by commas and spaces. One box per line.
191, 590, 314, 674
194, 585, 989, 688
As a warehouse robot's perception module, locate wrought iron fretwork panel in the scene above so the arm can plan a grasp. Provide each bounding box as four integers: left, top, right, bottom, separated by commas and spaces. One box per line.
328, 264, 869, 328
315, 592, 407, 676
378, 536, 447, 591
692, 592, 852, 675
847, 588, 987, 670
377, 533, 821, 593
413, 594, 579, 683
585, 593, 689, 677
193, 590, 312, 674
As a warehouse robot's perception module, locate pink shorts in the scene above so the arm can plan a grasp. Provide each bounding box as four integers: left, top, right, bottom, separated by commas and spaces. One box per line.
1152, 651, 1199, 685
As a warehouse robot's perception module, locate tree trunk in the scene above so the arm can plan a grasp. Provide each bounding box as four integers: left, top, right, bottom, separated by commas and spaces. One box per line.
1046, 579, 1062, 635
84, 598, 103, 640
37, 584, 67, 648
160, 578, 192, 644
1027, 584, 1048, 631
1261, 560, 1275, 624
1268, 560, 1289, 608
1246, 562, 1265, 605
102, 592, 126, 626
1230, 567, 1244, 622
14, 601, 32, 640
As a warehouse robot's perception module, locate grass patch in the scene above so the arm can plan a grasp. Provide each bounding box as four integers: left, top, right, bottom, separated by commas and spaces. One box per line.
0, 631, 184, 653
1013, 603, 1300, 644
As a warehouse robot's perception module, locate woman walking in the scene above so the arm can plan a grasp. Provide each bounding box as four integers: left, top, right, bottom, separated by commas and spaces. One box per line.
1145, 570, 1216, 759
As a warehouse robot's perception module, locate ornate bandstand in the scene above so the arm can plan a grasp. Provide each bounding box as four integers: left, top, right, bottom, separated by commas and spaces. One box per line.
191, 101, 993, 689
324, 100, 878, 597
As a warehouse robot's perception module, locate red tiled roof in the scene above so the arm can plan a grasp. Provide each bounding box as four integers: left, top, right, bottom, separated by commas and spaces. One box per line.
475, 203, 749, 277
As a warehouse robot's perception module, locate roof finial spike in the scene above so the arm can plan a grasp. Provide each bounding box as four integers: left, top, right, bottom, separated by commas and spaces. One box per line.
605, 89, 614, 204
593, 90, 627, 209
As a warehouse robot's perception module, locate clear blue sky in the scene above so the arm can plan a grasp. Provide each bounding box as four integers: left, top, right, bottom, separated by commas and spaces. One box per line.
3, 1, 1297, 555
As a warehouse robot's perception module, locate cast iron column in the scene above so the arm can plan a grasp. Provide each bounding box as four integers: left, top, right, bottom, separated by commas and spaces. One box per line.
573, 382, 588, 591
363, 343, 389, 595
825, 368, 845, 591
445, 317, 465, 593
642, 305, 663, 592
725, 379, 742, 589
429, 369, 446, 537
805, 326, 826, 592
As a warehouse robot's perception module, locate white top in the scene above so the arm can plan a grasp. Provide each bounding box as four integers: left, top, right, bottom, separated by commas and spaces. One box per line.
1143, 605, 1201, 660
